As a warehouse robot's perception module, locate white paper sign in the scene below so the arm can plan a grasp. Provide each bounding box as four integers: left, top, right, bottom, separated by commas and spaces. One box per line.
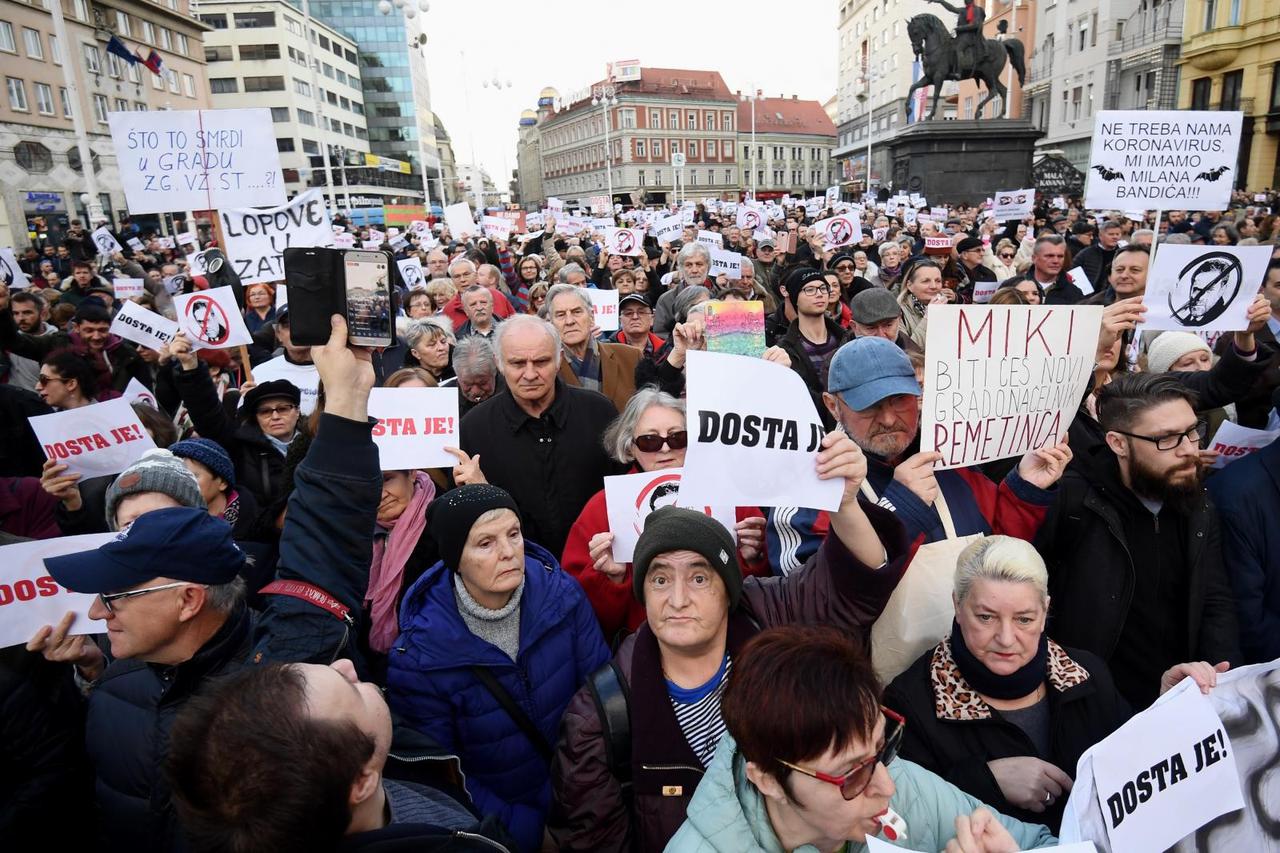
681, 351, 841, 510
219, 188, 335, 284
123, 376, 159, 409
1205, 421, 1280, 468
107, 108, 286, 213
186, 250, 211, 276
175, 230, 197, 248
1067, 265, 1095, 296
30, 398, 158, 479
604, 228, 644, 257
1141, 245, 1270, 333
109, 300, 179, 352
173, 286, 253, 349
736, 206, 764, 233
333, 232, 356, 249
444, 202, 476, 239
586, 288, 620, 332
92, 225, 123, 256
397, 256, 425, 290
0, 533, 117, 650
651, 214, 684, 244
1084, 110, 1243, 211
813, 214, 863, 249
367, 387, 459, 470
923, 305, 1103, 469
247, 356, 320, 416
991, 188, 1035, 221
709, 247, 743, 279
604, 468, 736, 563
126, 237, 145, 252
275, 284, 288, 309
481, 215, 512, 241
360, 239, 383, 250
696, 230, 723, 249
112, 277, 145, 299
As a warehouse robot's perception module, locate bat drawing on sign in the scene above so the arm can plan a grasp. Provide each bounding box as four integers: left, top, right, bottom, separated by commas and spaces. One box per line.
1092, 165, 1125, 181
1195, 166, 1231, 182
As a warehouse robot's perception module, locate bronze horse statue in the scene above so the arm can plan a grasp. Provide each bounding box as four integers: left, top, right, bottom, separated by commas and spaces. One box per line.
904, 13, 1025, 121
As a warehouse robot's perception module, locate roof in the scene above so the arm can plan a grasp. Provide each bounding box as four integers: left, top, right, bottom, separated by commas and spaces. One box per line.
558, 67, 736, 112
736, 97, 837, 137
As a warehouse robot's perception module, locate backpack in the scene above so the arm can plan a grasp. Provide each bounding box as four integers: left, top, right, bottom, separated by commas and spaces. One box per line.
586, 660, 633, 801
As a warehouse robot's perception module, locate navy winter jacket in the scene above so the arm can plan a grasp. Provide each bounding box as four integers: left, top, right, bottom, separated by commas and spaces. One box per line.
387, 544, 609, 852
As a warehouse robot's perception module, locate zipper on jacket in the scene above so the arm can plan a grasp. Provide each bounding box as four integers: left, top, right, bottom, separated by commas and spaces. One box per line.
640, 764, 705, 774
451, 830, 511, 851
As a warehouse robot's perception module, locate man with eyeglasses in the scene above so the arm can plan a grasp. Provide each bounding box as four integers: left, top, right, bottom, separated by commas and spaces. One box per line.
777, 269, 850, 431
550, 436, 911, 853
949, 237, 997, 302
611, 292, 663, 357
765, 337, 1069, 576
1037, 373, 1241, 709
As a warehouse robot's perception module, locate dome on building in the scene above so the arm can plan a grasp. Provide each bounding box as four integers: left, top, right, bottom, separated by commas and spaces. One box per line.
519, 108, 538, 126
537, 86, 559, 107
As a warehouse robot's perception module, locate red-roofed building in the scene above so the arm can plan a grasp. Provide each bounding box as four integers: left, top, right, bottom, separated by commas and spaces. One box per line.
736, 94, 838, 200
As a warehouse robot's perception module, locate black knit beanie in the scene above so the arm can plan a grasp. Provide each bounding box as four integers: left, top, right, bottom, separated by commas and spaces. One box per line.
632, 506, 741, 608
784, 268, 829, 308
427, 484, 522, 572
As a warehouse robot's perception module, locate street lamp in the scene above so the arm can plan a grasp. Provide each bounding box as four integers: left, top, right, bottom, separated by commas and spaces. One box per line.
858, 62, 886, 196
739, 88, 761, 200
591, 84, 618, 205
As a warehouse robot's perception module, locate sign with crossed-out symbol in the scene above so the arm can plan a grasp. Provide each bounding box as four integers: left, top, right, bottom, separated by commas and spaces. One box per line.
1168, 251, 1242, 328
184, 293, 231, 347
743, 211, 760, 230
616, 230, 636, 255
827, 217, 854, 246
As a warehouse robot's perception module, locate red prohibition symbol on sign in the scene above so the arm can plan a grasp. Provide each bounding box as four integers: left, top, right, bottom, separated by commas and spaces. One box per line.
617, 230, 636, 254
744, 211, 760, 230
632, 473, 713, 536
828, 217, 853, 245
185, 293, 231, 347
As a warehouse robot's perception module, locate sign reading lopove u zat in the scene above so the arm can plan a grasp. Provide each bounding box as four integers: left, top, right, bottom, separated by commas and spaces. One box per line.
1084, 110, 1243, 211
219, 188, 335, 284
922, 305, 1102, 469
29, 398, 158, 480
107, 108, 286, 214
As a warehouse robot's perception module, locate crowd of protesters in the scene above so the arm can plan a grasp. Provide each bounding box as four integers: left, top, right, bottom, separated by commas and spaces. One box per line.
1, 182, 1279, 853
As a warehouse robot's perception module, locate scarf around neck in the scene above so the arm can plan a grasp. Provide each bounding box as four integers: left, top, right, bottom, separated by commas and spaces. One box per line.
366, 471, 436, 653
949, 619, 1049, 701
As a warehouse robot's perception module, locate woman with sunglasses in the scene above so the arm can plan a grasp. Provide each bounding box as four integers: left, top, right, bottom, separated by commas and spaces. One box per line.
983, 238, 1021, 281
560, 388, 770, 642
668, 624, 1058, 852
884, 536, 1224, 834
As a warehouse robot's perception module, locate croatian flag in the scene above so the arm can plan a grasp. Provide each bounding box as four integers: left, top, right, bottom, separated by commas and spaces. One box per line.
908, 59, 928, 123
142, 49, 165, 77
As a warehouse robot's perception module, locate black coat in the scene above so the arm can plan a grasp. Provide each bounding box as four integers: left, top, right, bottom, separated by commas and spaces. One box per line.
884, 638, 1130, 833
1073, 243, 1118, 291
998, 271, 1084, 305
460, 380, 623, 557
0, 384, 53, 477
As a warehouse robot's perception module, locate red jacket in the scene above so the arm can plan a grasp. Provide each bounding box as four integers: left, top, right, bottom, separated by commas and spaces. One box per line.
562, 488, 770, 642
441, 287, 516, 331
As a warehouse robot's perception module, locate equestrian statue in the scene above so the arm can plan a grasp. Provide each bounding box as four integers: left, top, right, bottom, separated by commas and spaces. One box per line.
905, 0, 1026, 121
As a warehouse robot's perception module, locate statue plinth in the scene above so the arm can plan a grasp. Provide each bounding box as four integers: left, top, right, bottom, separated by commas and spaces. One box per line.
887, 118, 1043, 206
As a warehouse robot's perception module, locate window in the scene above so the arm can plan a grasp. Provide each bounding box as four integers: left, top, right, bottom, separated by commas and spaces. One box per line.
725, 169, 732, 184
22, 27, 42, 59
34, 82, 53, 114
319, 34, 330, 50
1071, 86, 1082, 120
723, 112, 732, 131
92, 93, 108, 122
690, 170, 697, 186
107, 53, 121, 79
669, 110, 679, 129
82, 43, 100, 73
205, 45, 232, 61
723, 140, 732, 158
152, 69, 163, 90
198, 13, 227, 29
689, 140, 699, 159
1228, 0, 1241, 25
297, 108, 314, 126
239, 44, 281, 60
15, 141, 52, 172
115, 10, 130, 36
177, 34, 188, 55
6, 77, 26, 111
286, 17, 303, 36
114, 97, 128, 112
276, 138, 296, 152
1191, 76, 1212, 110
653, 140, 663, 158
1078, 21, 1088, 52
326, 90, 338, 105
1091, 12, 1098, 46
1271, 62, 1280, 112
288, 46, 306, 66
209, 77, 238, 94
742, 144, 750, 160
705, 111, 716, 130
167, 69, 179, 93
73, 0, 88, 20
635, 139, 646, 157
619, 108, 635, 130
182, 74, 195, 97
302, 138, 319, 154
50, 34, 60, 64
59, 86, 71, 117
244, 76, 285, 92
1220, 70, 1243, 111
687, 110, 698, 130
1203, 0, 1217, 30
140, 21, 155, 43
649, 108, 661, 128
322, 62, 334, 78
235, 12, 276, 27
294, 79, 311, 97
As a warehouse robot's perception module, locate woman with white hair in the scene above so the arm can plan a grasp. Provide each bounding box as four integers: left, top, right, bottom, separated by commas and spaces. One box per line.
884, 535, 1227, 833
869, 241, 905, 290
402, 316, 456, 384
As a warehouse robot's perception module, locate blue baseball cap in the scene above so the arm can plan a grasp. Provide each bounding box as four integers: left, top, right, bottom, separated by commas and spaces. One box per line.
827, 337, 921, 411
45, 507, 245, 595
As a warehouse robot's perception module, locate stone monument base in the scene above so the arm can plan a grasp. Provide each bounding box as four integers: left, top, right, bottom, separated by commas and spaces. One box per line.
887, 119, 1044, 206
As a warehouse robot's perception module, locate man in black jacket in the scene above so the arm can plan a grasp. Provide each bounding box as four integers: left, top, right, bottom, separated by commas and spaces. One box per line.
1037, 373, 1241, 709
1073, 219, 1123, 291
998, 235, 1084, 305
456, 314, 621, 557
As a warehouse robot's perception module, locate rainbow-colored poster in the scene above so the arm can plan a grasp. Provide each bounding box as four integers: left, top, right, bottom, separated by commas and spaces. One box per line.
704, 300, 766, 358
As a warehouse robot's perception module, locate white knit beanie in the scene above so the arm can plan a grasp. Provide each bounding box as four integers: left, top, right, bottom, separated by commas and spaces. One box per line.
1147, 331, 1211, 374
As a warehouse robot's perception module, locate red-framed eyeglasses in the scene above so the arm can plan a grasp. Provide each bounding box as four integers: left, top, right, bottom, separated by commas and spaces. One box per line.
776, 706, 906, 800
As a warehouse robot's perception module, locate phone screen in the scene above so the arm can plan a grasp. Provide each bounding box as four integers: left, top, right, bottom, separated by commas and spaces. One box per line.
344, 252, 392, 344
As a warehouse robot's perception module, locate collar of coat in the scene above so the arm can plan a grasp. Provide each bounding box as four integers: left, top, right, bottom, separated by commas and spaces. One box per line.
930, 635, 1090, 722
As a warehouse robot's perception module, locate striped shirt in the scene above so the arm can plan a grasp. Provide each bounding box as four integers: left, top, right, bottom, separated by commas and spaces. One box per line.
666, 655, 733, 767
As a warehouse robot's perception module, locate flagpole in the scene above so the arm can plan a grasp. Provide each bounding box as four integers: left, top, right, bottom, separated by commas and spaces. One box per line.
50, 0, 105, 224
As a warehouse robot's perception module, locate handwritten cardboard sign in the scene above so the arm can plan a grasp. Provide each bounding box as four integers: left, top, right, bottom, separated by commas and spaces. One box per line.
220, 188, 334, 284
0, 533, 117, 649
173, 286, 253, 350
30, 398, 157, 479
604, 468, 736, 563
922, 305, 1103, 469
367, 387, 459, 470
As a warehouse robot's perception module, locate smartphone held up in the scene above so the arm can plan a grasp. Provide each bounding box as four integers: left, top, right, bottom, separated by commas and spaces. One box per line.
282, 246, 396, 348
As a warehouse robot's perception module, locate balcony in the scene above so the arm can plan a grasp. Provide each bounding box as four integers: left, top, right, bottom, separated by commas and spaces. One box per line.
1109, 12, 1184, 58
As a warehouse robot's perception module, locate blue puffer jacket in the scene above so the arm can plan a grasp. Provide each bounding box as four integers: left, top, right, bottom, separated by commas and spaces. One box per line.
388, 543, 609, 853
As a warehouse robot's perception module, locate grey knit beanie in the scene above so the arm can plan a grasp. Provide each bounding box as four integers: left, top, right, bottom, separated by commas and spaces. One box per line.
632, 506, 740, 608
104, 448, 206, 531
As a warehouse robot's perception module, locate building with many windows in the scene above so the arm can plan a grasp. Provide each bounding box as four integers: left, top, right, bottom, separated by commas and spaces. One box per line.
0, 0, 210, 245
736, 95, 837, 200
538, 67, 739, 206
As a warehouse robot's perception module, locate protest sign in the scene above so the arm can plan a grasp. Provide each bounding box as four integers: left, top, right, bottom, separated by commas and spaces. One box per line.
389, 234, 409, 252
1141, 244, 1269, 333
547, 196, 564, 212
704, 300, 765, 358
586, 288, 619, 332
0, 533, 117, 650
557, 215, 588, 235
587, 195, 610, 214
604, 468, 736, 563
971, 277, 999, 304
0, 248, 31, 290
173, 286, 253, 350
444, 202, 475, 238
126, 237, 145, 252
903, 208, 918, 226
651, 213, 684, 243
219, 188, 334, 284
680, 351, 842, 510
92, 225, 122, 256
156, 236, 175, 250
397, 256, 424, 290
1067, 266, 1095, 296
175, 230, 197, 248
813, 214, 862, 249
112, 277, 145, 299
275, 284, 288, 309
333, 232, 355, 249
991, 188, 1035, 221
1205, 421, 1280, 468
107, 108, 285, 213
709, 247, 743, 279
922, 305, 1102, 469
367, 387, 458, 470
736, 206, 764, 233
410, 219, 431, 235
30, 398, 157, 479
367, 228, 385, 244
123, 376, 159, 409
604, 228, 644, 257
696, 230, 723, 249
805, 197, 824, 218
186, 250, 211, 276
110, 300, 179, 351
481, 215, 512, 241
589, 217, 615, 232
1084, 110, 1243, 210
360, 240, 383, 250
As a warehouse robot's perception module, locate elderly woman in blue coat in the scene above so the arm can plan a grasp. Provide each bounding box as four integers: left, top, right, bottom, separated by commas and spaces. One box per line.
387, 484, 609, 852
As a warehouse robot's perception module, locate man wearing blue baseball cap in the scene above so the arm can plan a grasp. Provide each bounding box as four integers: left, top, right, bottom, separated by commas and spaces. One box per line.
765, 336, 1073, 575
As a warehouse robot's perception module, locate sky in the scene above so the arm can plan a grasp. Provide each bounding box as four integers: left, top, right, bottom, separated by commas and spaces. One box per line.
419, 0, 840, 190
